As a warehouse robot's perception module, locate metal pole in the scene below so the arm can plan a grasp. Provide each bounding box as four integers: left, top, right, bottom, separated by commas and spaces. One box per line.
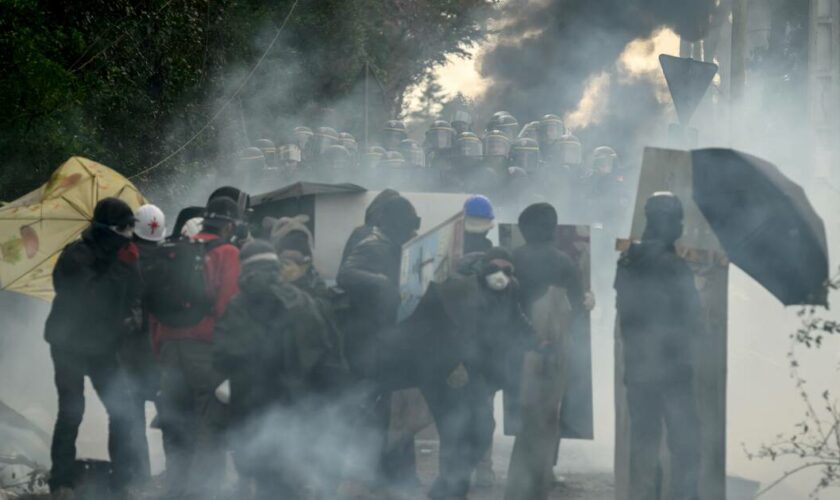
364, 61, 370, 151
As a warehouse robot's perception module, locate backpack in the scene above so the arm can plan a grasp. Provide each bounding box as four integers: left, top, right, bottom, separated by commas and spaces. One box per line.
143, 238, 226, 328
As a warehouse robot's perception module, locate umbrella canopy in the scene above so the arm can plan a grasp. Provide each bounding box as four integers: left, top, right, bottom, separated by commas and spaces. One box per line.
691, 148, 828, 306
0, 157, 146, 300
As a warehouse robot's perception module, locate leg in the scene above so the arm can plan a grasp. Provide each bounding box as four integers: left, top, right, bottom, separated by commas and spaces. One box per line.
88, 353, 137, 491
625, 381, 665, 500
663, 378, 702, 500
157, 341, 195, 495
49, 348, 86, 492
178, 340, 227, 497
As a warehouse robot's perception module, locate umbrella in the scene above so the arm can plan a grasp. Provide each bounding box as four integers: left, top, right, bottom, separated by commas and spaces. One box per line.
690, 148, 828, 306
0, 157, 146, 300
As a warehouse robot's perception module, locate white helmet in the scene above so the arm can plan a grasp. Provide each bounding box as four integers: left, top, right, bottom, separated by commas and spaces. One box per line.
181, 217, 204, 239
134, 204, 166, 242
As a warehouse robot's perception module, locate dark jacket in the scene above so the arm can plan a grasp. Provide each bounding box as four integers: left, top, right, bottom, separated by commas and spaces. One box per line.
336, 227, 402, 376
513, 242, 584, 313
614, 240, 704, 383
463, 232, 492, 255
213, 276, 333, 420
45, 227, 142, 355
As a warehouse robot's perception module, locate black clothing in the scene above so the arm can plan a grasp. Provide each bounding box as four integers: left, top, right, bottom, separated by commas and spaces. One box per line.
615, 240, 704, 383
464, 232, 492, 254
513, 242, 584, 313
340, 189, 400, 264
614, 240, 704, 499
49, 348, 135, 491
336, 228, 402, 377
45, 227, 141, 355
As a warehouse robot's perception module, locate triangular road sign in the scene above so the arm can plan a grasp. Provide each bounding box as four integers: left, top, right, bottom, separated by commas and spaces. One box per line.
659, 54, 718, 126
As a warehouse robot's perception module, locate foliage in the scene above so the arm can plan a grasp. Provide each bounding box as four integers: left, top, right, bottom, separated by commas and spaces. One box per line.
746, 272, 840, 498
0, 0, 495, 202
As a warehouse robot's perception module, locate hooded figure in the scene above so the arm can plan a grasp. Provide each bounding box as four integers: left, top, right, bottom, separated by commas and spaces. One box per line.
340, 189, 400, 265
44, 197, 143, 495
336, 194, 421, 489
614, 192, 703, 500
214, 240, 333, 499
263, 214, 328, 299
392, 248, 530, 499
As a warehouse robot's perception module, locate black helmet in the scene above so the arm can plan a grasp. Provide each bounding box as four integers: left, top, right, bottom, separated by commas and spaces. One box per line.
645, 191, 684, 220
538, 114, 565, 144
487, 112, 519, 140
483, 130, 511, 158
93, 198, 135, 227
509, 138, 540, 170
455, 132, 483, 158
399, 139, 425, 167
426, 120, 456, 150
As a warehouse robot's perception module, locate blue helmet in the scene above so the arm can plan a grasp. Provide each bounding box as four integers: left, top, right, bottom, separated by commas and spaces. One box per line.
464, 195, 495, 220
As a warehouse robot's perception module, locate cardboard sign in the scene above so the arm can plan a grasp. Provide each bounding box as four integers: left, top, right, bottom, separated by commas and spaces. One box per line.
397, 212, 465, 322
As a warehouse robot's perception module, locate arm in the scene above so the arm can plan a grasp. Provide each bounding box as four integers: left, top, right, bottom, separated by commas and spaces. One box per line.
336, 238, 393, 294
210, 245, 241, 319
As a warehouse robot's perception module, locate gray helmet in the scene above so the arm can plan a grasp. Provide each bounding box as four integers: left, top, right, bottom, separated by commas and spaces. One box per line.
592, 146, 619, 175
378, 150, 406, 169
509, 138, 540, 170
293, 126, 313, 149
310, 127, 339, 156
338, 132, 358, 155
555, 133, 583, 166
450, 110, 473, 134
277, 144, 302, 164
323, 144, 352, 169
483, 130, 511, 158
518, 121, 540, 141
426, 120, 456, 151
487, 112, 519, 140
253, 138, 276, 165
399, 139, 426, 168
363, 145, 386, 169
237, 147, 266, 172
383, 120, 408, 151
538, 114, 565, 144
456, 132, 483, 158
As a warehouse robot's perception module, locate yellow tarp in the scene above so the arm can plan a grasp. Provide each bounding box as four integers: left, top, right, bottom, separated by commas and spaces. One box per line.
0, 157, 146, 300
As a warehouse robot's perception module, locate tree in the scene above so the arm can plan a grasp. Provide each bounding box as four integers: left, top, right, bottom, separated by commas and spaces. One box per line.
0, 0, 496, 202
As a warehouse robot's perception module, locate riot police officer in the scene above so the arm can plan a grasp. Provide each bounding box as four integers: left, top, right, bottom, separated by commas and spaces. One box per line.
383, 120, 408, 152
487, 111, 520, 141
253, 138, 277, 168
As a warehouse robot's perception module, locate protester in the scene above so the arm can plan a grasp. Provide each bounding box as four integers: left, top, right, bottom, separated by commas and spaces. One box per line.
412, 247, 529, 500
213, 240, 333, 500
614, 192, 703, 500
463, 194, 495, 255
150, 196, 242, 499
337, 194, 421, 490
505, 202, 594, 500
122, 203, 167, 482
340, 188, 400, 265
44, 198, 142, 498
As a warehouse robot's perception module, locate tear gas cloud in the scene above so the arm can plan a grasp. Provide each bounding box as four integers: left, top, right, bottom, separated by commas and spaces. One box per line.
1, 0, 837, 498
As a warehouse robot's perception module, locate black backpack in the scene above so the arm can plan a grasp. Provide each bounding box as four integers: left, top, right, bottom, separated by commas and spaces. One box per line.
142, 238, 226, 328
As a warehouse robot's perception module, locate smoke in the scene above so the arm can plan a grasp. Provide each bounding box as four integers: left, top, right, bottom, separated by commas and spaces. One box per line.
476, 0, 715, 164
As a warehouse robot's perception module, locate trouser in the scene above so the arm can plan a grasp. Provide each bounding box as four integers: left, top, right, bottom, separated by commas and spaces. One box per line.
625, 376, 701, 500
504, 350, 566, 500
157, 339, 226, 498
422, 378, 495, 499
49, 347, 136, 492
120, 333, 159, 481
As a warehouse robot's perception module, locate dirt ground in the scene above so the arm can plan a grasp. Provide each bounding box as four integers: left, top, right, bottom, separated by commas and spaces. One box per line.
415, 439, 614, 500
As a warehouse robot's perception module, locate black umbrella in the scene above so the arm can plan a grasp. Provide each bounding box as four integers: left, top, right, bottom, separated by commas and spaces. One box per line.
690, 148, 829, 306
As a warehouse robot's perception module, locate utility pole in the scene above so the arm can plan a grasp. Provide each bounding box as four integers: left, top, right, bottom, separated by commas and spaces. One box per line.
810, 0, 840, 179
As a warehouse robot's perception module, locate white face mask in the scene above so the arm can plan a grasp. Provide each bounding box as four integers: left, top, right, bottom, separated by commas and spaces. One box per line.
114, 226, 135, 239
485, 270, 510, 291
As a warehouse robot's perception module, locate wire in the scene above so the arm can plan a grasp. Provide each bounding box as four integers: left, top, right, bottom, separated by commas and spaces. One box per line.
129, 0, 300, 180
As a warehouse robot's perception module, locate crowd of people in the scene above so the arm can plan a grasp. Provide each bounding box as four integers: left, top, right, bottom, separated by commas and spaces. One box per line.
42, 113, 703, 500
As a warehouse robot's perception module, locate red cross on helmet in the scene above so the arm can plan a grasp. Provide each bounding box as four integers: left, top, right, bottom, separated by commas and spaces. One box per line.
134, 204, 166, 242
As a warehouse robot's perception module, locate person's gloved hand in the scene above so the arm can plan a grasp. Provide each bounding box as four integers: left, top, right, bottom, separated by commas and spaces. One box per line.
447, 363, 469, 389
